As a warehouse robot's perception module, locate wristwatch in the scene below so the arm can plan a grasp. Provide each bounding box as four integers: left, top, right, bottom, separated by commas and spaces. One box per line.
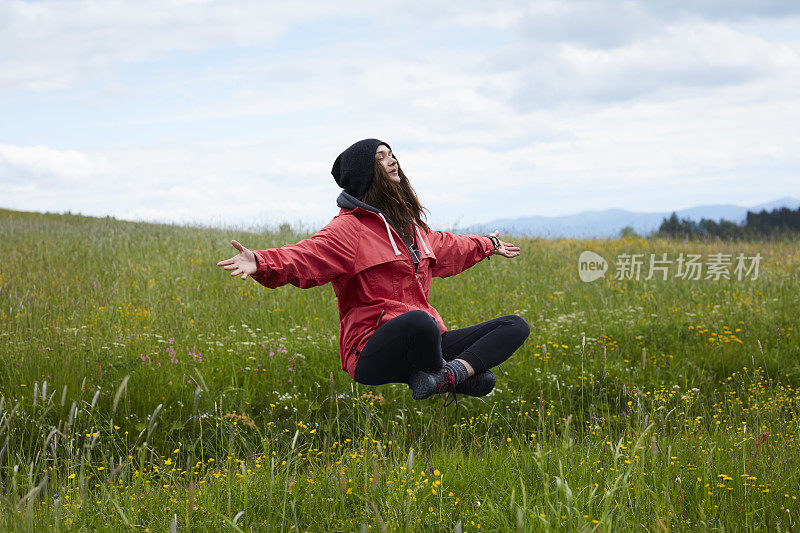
485, 234, 501, 259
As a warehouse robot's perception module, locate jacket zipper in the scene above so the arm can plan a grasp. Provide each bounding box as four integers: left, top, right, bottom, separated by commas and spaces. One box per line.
365, 308, 385, 336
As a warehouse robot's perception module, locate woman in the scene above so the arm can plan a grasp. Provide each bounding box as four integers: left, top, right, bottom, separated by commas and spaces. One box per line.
217, 138, 529, 402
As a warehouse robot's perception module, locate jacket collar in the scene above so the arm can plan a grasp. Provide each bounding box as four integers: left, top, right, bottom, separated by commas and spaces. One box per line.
336, 190, 379, 214
335, 191, 431, 258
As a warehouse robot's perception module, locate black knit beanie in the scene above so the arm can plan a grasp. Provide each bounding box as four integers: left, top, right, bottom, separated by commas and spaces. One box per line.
331, 138, 392, 199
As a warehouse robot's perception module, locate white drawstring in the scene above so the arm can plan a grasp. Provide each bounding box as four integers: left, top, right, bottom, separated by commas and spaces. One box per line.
378, 213, 401, 256
415, 225, 431, 254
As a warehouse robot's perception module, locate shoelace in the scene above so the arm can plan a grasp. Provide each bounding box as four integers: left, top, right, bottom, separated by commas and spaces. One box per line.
436, 372, 458, 408
442, 391, 458, 408
436, 372, 455, 394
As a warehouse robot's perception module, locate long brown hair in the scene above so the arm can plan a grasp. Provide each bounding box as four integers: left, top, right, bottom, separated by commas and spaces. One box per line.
361, 160, 430, 238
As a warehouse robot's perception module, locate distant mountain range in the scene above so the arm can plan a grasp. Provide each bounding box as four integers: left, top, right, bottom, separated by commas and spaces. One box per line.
466, 197, 800, 239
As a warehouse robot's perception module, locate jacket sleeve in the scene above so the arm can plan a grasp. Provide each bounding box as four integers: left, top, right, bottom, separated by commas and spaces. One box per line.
250, 216, 357, 289
426, 230, 495, 278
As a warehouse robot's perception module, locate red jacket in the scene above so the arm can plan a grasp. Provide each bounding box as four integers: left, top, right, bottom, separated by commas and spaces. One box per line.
251, 205, 495, 379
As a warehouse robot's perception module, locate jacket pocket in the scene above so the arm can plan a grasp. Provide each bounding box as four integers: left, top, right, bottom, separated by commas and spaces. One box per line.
357, 258, 406, 301
364, 308, 386, 335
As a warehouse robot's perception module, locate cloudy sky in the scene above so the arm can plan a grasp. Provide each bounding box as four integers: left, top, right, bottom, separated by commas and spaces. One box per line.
1, 0, 798, 230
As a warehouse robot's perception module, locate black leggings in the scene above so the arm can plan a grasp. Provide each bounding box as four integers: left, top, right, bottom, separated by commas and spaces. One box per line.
354, 310, 530, 386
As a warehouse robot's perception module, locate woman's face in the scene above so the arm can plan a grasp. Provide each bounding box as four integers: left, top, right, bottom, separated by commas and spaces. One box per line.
375, 144, 400, 183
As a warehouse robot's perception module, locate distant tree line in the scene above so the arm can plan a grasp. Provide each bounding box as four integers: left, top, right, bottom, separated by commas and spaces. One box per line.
656, 206, 800, 239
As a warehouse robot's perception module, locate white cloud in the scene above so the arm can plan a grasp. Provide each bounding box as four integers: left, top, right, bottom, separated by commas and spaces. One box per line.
0, 0, 798, 228
0, 0, 363, 92
0, 144, 111, 183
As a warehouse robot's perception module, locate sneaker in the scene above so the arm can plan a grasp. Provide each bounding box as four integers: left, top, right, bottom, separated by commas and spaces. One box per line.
454, 370, 495, 397
408, 369, 456, 400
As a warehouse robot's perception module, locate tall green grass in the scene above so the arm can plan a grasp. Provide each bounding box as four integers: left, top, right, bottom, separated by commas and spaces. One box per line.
1, 208, 798, 531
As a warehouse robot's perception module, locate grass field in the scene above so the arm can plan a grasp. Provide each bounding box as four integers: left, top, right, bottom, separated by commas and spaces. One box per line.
1, 207, 799, 531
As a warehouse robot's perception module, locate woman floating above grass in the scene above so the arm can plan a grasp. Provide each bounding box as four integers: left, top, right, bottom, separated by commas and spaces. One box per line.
217, 139, 529, 402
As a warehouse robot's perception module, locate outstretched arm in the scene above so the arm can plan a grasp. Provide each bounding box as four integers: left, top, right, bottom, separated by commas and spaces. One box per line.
216, 217, 357, 289
427, 228, 521, 278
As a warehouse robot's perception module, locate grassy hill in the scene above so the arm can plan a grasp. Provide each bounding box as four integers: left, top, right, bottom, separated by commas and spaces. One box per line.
1, 208, 798, 530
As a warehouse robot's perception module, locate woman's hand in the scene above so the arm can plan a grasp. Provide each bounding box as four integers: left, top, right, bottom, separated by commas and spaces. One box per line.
217, 240, 257, 280
488, 230, 521, 258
